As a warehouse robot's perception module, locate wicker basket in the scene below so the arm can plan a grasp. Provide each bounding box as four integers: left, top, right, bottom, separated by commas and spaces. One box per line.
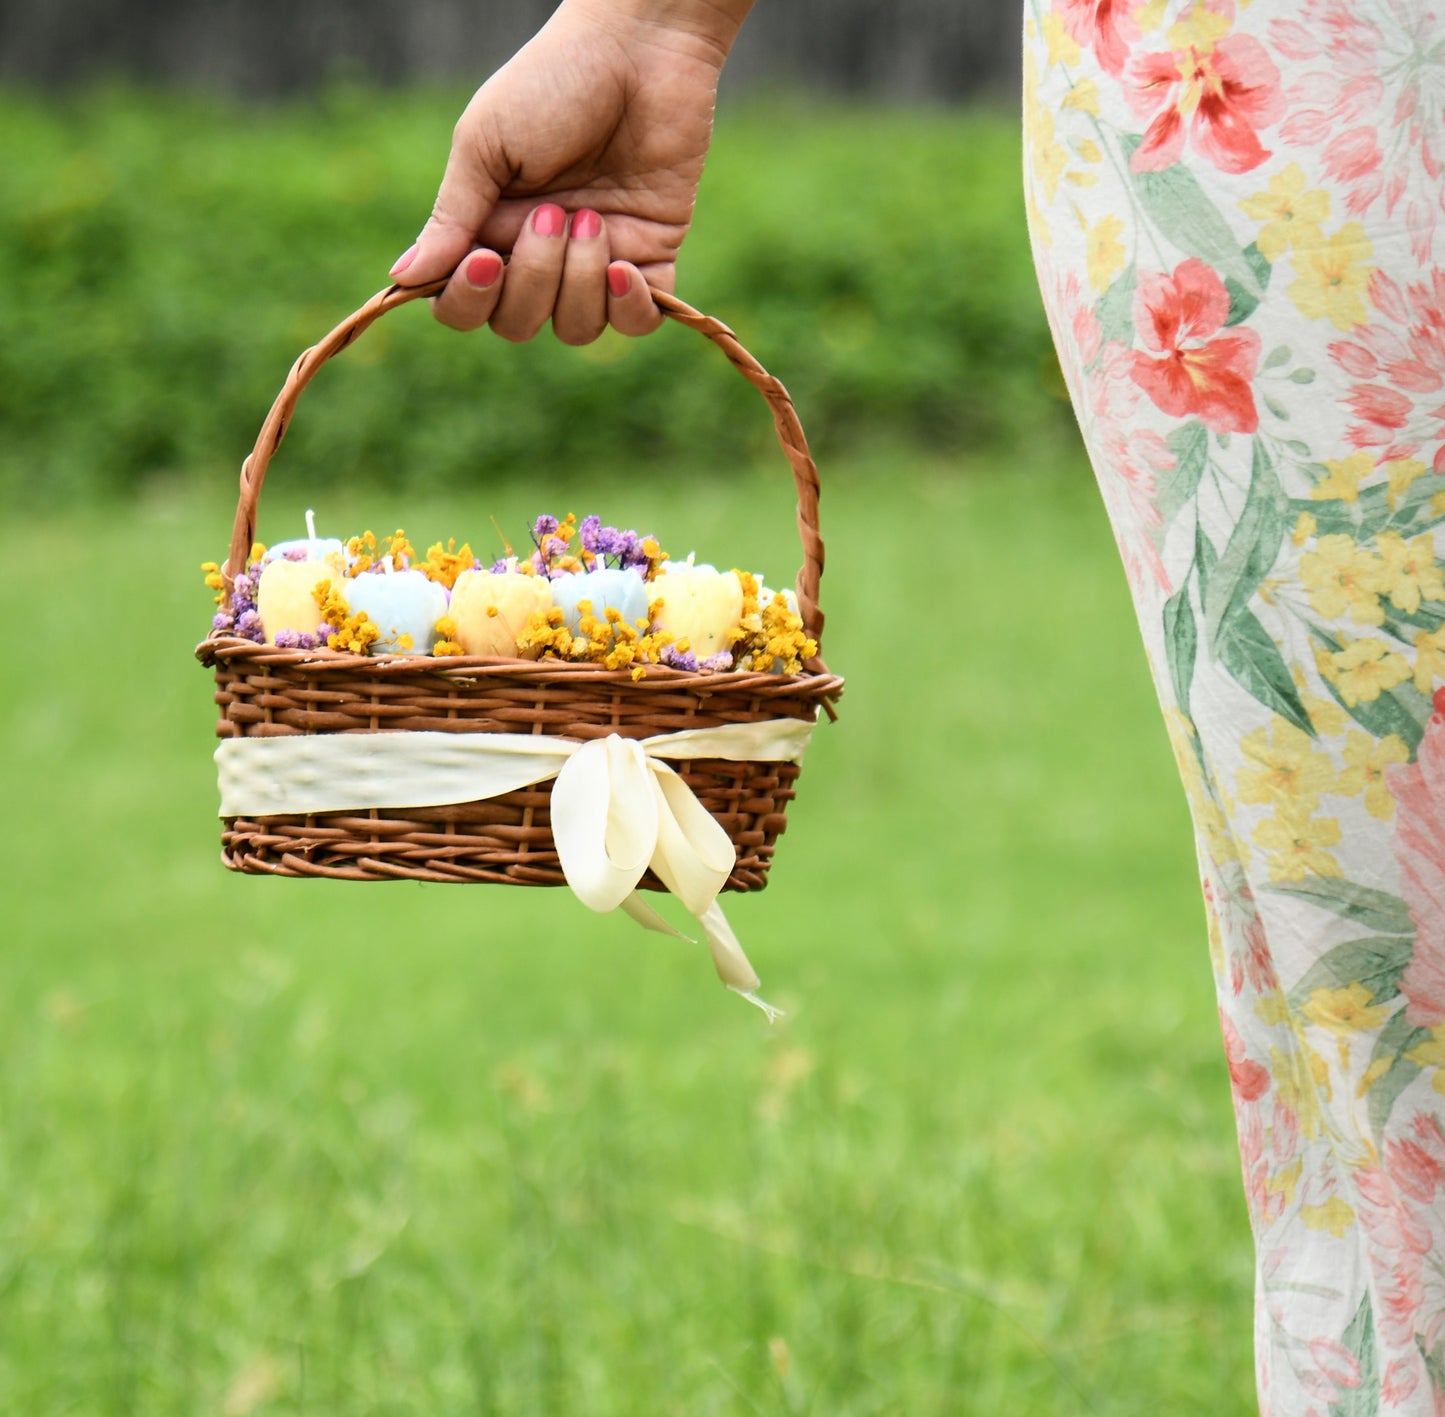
197, 280, 843, 891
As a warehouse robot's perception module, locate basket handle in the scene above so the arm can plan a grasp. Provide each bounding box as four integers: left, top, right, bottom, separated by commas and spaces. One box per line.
225, 280, 827, 656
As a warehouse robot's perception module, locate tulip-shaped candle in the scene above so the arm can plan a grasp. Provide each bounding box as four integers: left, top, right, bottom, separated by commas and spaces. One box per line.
449, 563, 554, 657
551, 567, 649, 637
344, 556, 449, 654
648, 558, 744, 659
261, 508, 348, 566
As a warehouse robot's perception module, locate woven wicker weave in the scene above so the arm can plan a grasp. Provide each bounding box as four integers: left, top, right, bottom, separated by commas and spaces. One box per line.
197, 280, 842, 888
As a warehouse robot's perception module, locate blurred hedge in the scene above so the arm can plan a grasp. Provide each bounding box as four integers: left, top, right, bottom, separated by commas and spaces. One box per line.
0, 85, 1069, 501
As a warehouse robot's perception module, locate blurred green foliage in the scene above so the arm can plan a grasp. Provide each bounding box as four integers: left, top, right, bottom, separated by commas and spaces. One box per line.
0, 85, 1069, 503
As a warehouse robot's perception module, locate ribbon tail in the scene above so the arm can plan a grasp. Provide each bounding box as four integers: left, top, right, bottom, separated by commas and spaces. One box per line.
619, 896, 783, 1023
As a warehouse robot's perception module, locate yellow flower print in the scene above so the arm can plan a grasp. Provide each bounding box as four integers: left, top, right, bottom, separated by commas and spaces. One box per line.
1300, 1197, 1355, 1238
1135, 0, 1169, 32
1167, 5, 1230, 53
1041, 10, 1081, 66
1254, 802, 1343, 882
1024, 53, 1069, 205
1292, 667, 1350, 736
1302, 982, 1392, 1036
1238, 163, 1330, 263
1289, 223, 1375, 331
1406, 1022, 1445, 1095
1075, 137, 1103, 163
1386, 458, 1428, 510
1236, 718, 1337, 808
1310, 451, 1376, 504
1256, 990, 1292, 1027
1086, 214, 1127, 292
1298, 533, 1386, 626
1291, 511, 1317, 547
1335, 730, 1408, 819
1323, 636, 1412, 707
1062, 77, 1100, 114
1270, 1039, 1331, 1137
1377, 531, 1445, 614
1414, 626, 1445, 696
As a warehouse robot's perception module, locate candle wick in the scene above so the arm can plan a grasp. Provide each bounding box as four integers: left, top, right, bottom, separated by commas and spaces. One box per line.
306, 508, 318, 541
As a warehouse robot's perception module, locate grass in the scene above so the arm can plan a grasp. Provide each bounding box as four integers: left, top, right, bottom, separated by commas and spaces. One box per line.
1, 433, 1257, 1414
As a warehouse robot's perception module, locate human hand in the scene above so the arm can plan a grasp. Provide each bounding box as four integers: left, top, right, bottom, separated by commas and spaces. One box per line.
390, 0, 753, 344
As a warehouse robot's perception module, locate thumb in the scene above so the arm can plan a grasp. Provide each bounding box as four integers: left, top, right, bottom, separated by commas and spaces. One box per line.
392, 125, 505, 286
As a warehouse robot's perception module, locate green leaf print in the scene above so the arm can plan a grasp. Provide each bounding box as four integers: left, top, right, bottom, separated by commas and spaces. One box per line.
1163, 587, 1197, 722
1265, 878, 1415, 935
1286, 936, 1415, 1010
1204, 439, 1288, 646
1366, 1010, 1431, 1140
1223, 242, 1273, 327
1215, 605, 1314, 735
1158, 420, 1208, 526
1094, 263, 1137, 350
1121, 137, 1265, 300
1329, 1292, 1380, 1417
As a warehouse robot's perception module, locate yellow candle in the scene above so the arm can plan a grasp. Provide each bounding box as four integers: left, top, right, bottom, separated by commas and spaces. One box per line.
256, 559, 339, 645
647, 561, 744, 658
449, 567, 554, 657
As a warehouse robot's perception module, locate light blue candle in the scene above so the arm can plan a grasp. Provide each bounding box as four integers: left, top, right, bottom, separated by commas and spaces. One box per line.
550, 568, 649, 636
345, 558, 449, 654
263, 508, 347, 565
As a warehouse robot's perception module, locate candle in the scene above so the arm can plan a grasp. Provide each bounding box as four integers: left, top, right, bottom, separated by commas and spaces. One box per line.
344, 557, 449, 654
262, 508, 347, 566
551, 567, 649, 637
647, 559, 744, 659
449, 565, 554, 657
256, 558, 338, 645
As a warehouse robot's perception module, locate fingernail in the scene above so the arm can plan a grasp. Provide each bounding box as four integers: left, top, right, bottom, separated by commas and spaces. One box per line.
571, 208, 602, 240
466, 252, 503, 288
389, 243, 418, 277
607, 265, 631, 299
532, 204, 566, 238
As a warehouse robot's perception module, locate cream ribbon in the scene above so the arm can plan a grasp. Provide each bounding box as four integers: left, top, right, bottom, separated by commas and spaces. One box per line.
215, 718, 815, 1017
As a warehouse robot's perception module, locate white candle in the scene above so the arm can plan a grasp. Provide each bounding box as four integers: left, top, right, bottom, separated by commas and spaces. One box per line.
551, 568, 649, 636
263, 508, 347, 566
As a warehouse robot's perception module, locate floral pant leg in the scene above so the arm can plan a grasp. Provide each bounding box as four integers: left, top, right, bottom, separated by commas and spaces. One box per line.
1024, 1, 1445, 1408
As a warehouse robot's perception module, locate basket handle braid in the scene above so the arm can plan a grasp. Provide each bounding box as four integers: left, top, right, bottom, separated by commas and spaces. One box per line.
225, 281, 827, 658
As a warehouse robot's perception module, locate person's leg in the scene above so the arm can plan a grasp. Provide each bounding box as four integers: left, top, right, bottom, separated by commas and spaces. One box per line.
1024, 1, 1445, 1406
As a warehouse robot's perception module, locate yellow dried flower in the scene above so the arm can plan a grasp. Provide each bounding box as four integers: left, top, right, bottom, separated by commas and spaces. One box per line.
421, 538, 475, 589
328, 611, 380, 655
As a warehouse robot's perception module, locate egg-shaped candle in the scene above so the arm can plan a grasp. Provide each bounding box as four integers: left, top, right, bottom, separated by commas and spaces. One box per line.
450, 566, 554, 657
256, 558, 339, 644
647, 560, 744, 659
262, 508, 347, 566
344, 559, 449, 654
551, 567, 649, 637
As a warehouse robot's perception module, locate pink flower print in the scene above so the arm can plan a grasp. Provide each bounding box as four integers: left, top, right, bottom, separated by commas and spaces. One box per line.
1125, 23, 1284, 175
1355, 1163, 1434, 1346
1131, 259, 1262, 433
1381, 1355, 1422, 1407
1307, 1338, 1362, 1394
1386, 1134, 1444, 1206
1334, 269, 1445, 469
1270, 1, 1445, 259
1388, 706, 1445, 1025
1054, 0, 1139, 76
1221, 1009, 1271, 1102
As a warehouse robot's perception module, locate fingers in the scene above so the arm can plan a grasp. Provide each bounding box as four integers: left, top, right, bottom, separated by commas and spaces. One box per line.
424, 204, 666, 342
606, 262, 665, 337
429, 249, 505, 333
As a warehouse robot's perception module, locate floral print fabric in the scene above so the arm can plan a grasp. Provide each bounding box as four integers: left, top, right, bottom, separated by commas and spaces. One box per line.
1024, 1, 1445, 1408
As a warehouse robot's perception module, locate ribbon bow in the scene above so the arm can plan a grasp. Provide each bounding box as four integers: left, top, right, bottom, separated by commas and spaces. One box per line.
215, 718, 815, 1015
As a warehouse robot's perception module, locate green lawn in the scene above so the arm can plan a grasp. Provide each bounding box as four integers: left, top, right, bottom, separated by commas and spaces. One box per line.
2, 439, 1256, 1414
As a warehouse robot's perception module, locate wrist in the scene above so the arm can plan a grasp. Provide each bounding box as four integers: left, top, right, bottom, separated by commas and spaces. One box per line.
563, 0, 754, 65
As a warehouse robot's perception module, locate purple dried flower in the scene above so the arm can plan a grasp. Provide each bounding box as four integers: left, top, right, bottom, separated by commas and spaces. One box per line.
212, 611, 236, 634
284, 547, 308, 562
298, 632, 318, 650
235, 609, 264, 641
661, 645, 700, 672
578, 515, 603, 553
490, 557, 510, 574
701, 651, 734, 672
316, 622, 332, 642
274, 629, 300, 649
532, 514, 559, 540
232, 573, 255, 600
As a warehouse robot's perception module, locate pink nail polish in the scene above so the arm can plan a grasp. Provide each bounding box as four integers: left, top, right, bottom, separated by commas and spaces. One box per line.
389, 244, 418, 277
571, 209, 602, 240
532, 204, 566, 238
466, 252, 502, 288
607, 266, 631, 299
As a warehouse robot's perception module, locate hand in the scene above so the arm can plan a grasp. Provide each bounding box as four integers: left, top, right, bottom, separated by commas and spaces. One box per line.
391, 0, 750, 344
